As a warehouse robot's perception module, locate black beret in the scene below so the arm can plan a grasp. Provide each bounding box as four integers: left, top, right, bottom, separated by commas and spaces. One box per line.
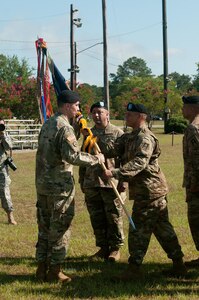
127, 103, 148, 114
90, 101, 108, 112
57, 90, 80, 104
182, 95, 199, 104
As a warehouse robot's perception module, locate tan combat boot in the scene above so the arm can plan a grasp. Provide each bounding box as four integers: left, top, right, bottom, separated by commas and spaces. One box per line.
36, 262, 48, 282
7, 211, 17, 225
46, 264, 71, 283
108, 248, 120, 262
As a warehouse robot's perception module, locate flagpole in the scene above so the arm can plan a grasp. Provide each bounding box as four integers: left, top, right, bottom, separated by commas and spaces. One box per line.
162, 0, 169, 132
102, 0, 110, 111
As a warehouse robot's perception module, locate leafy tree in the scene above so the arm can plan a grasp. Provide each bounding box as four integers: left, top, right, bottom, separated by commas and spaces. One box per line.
0, 54, 34, 84
110, 76, 164, 119
0, 77, 57, 120
77, 83, 103, 116
110, 56, 152, 84
168, 72, 192, 92
192, 62, 199, 91
165, 116, 188, 134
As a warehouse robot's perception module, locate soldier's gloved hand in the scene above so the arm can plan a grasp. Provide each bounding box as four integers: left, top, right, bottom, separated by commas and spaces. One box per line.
95, 153, 105, 164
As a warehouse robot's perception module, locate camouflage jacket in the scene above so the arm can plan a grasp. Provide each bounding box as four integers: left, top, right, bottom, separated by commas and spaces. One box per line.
101, 124, 168, 201
183, 122, 199, 189
79, 123, 123, 188
0, 133, 12, 166
36, 112, 100, 196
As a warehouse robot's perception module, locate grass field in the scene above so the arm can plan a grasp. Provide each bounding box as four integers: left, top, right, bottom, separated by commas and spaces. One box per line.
0, 128, 198, 300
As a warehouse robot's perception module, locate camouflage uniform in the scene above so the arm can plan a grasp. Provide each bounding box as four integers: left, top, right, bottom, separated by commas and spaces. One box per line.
0, 133, 14, 213
101, 124, 184, 265
183, 123, 199, 251
35, 112, 101, 266
79, 123, 125, 251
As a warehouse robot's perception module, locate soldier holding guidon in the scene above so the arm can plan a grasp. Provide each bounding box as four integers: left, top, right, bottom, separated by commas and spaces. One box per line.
35, 90, 104, 283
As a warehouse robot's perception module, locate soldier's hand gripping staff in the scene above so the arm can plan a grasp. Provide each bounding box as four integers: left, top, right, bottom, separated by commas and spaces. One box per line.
77, 113, 136, 231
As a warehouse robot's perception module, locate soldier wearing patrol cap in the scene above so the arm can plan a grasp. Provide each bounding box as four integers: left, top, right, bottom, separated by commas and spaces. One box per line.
35, 90, 105, 283
79, 101, 126, 262
182, 95, 199, 267
102, 102, 187, 279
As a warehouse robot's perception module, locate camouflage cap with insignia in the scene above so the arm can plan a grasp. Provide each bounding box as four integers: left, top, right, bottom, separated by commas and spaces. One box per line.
182, 95, 199, 104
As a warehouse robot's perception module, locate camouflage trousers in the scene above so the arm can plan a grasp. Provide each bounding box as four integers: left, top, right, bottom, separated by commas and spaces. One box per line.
0, 168, 13, 212
35, 192, 75, 265
128, 196, 184, 265
186, 190, 199, 251
84, 187, 125, 249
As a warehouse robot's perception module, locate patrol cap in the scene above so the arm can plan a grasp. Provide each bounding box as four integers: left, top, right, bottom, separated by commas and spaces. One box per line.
90, 101, 108, 112
182, 95, 199, 104
127, 102, 148, 114
57, 90, 80, 104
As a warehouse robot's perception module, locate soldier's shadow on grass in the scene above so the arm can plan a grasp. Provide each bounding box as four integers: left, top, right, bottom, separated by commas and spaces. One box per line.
0, 256, 198, 298
60, 258, 199, 299
0, 256, 35, 284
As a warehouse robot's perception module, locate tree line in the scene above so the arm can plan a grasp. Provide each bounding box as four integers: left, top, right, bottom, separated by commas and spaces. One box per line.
0, 54, 199, 121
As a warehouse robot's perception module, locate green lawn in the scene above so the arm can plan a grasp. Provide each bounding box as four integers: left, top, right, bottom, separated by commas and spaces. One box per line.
0, 129, 198, 299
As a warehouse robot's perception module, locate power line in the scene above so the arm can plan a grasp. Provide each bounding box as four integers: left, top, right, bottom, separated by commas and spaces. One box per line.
77, 42, 103, 54
0, 39, 69, 44
0, 22, 161, 45
108, 22, 162, 39
0, 12, 68, 22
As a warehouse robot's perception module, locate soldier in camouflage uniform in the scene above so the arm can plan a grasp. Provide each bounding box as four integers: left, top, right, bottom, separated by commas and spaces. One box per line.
79, 102, 125, 262
182, 95, 199, 267
35, 90, 104, 283
103, 103, 187, 279
0, 118, 17, 225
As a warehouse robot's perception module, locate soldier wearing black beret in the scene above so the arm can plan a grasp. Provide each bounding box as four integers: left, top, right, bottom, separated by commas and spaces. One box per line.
79, 100, 125, 262
182, 95, 199, 267
126, 103, 148, 114
35, 90, 105, 283
90, 101, 108, 112
102, 102, 186, 280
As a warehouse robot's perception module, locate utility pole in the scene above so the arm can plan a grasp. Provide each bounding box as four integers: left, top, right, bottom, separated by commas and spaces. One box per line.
162, 0, 170, 132
102, 0, 110, 111
69, 4, 81, 90
74, 42, 78, 85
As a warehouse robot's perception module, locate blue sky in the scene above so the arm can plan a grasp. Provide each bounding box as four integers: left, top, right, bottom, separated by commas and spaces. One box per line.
1, 0, 199, 86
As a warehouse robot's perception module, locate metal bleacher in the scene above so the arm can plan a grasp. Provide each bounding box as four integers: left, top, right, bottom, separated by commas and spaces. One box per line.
4, 119, 42, 150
